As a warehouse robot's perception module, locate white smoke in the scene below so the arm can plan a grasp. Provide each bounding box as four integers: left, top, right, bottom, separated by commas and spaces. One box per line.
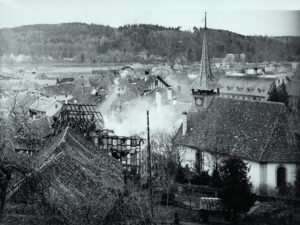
102, 97, 185, 137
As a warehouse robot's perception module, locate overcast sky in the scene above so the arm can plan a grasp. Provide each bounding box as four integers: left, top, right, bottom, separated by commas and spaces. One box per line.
0, 0, 299, 36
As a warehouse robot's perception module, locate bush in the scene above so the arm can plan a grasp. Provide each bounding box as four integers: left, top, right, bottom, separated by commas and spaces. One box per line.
175, 165, 188, 184
190, 171, 211, 186
219, 157, 255, 223
161, 192, 175, 206
211, 166, 223, 188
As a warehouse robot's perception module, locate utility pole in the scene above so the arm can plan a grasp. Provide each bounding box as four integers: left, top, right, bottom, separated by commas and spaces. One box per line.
147, 110, 153, 216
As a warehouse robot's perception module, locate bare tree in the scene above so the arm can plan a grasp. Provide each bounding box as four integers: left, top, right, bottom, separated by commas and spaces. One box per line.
105, 181, 154, 225
150, 131, 179, 206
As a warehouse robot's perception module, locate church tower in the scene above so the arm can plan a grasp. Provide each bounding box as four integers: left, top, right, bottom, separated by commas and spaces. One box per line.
191, 12, 218, 109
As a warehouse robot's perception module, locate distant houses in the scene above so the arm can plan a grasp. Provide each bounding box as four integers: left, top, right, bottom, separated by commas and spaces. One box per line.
287, 68, 300, 109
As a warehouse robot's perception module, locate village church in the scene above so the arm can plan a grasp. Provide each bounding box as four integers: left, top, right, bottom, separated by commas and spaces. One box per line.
174, 13, 300, 195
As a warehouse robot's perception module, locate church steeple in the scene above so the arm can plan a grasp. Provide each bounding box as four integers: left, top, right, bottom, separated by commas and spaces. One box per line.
191, 12, 216, 92
191, 12, 217, 108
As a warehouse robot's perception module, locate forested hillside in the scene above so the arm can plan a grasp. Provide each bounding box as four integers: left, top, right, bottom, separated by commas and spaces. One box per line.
0, 23, 299, 63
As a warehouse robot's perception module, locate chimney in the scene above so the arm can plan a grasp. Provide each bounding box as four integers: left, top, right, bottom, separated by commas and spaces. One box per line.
82, 82, 84, 95
182, 112, 187, 135
254, 67, 258, 75
65, 94, 68, 104
167, 88, 172, 101
177, 85, 181, 92
144, 70, 149, 81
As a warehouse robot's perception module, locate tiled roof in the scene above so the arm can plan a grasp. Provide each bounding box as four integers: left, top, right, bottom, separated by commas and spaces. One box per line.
74, 94, 101, 105
59, 78, 74, 83
40, 85, 63, 96
14, 94, 38, 115
13, 116, 53, 151
35, 127, 123, 224
27, 116, 53, 138
175, 97, 300, 163
57, 82, 75, 95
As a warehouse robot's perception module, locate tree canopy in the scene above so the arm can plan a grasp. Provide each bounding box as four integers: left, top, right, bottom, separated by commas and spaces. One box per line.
268, 82, 289, 106
219, 157, 255, 222
0, 23, 299, 63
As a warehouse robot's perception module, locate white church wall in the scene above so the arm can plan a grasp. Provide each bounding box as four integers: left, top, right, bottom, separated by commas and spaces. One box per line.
178, 147, 298, 195
203, 151, 216, 174
244, 160, 260, 193
266, 163, 297, 190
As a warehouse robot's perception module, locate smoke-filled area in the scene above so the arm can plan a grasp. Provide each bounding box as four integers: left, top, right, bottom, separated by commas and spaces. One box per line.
102, 96, 188, 137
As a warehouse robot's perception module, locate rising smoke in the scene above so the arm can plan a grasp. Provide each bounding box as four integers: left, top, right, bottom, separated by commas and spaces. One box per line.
102, 96, 185, 137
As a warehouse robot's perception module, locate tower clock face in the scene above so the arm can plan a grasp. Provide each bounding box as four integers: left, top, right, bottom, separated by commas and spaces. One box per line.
195, 97, 204, 107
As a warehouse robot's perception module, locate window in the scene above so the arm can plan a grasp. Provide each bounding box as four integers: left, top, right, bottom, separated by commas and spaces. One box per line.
277, 166, 286, 189
195, 151, 203, 172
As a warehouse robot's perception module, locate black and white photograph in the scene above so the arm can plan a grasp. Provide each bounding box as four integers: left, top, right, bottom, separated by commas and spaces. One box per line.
0, 0, 300, 224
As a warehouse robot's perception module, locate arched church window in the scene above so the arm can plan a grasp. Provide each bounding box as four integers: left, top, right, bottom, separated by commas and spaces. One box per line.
277, 166, 286, 189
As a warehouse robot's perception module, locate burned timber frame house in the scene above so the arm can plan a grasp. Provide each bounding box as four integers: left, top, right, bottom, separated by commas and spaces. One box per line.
52, 103, 104, 136
52, 103, 144, 176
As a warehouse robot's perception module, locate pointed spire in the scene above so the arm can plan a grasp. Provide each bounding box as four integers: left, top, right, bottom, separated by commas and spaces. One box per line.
191, 12, 216, 91
205, 11, 207, 29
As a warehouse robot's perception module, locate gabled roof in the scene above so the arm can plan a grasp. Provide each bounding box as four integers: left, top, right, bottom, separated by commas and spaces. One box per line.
74, 94, 101, 105
40, 85, 63, 96
175, 97, 300, 163
35, 127, 123, 224
144, 75, 171, 89
57, 82, 75, 95
29, 97, 62, 116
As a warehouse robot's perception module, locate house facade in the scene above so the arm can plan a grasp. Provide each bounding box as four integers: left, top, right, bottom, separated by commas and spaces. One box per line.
218, 75, 274, 101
